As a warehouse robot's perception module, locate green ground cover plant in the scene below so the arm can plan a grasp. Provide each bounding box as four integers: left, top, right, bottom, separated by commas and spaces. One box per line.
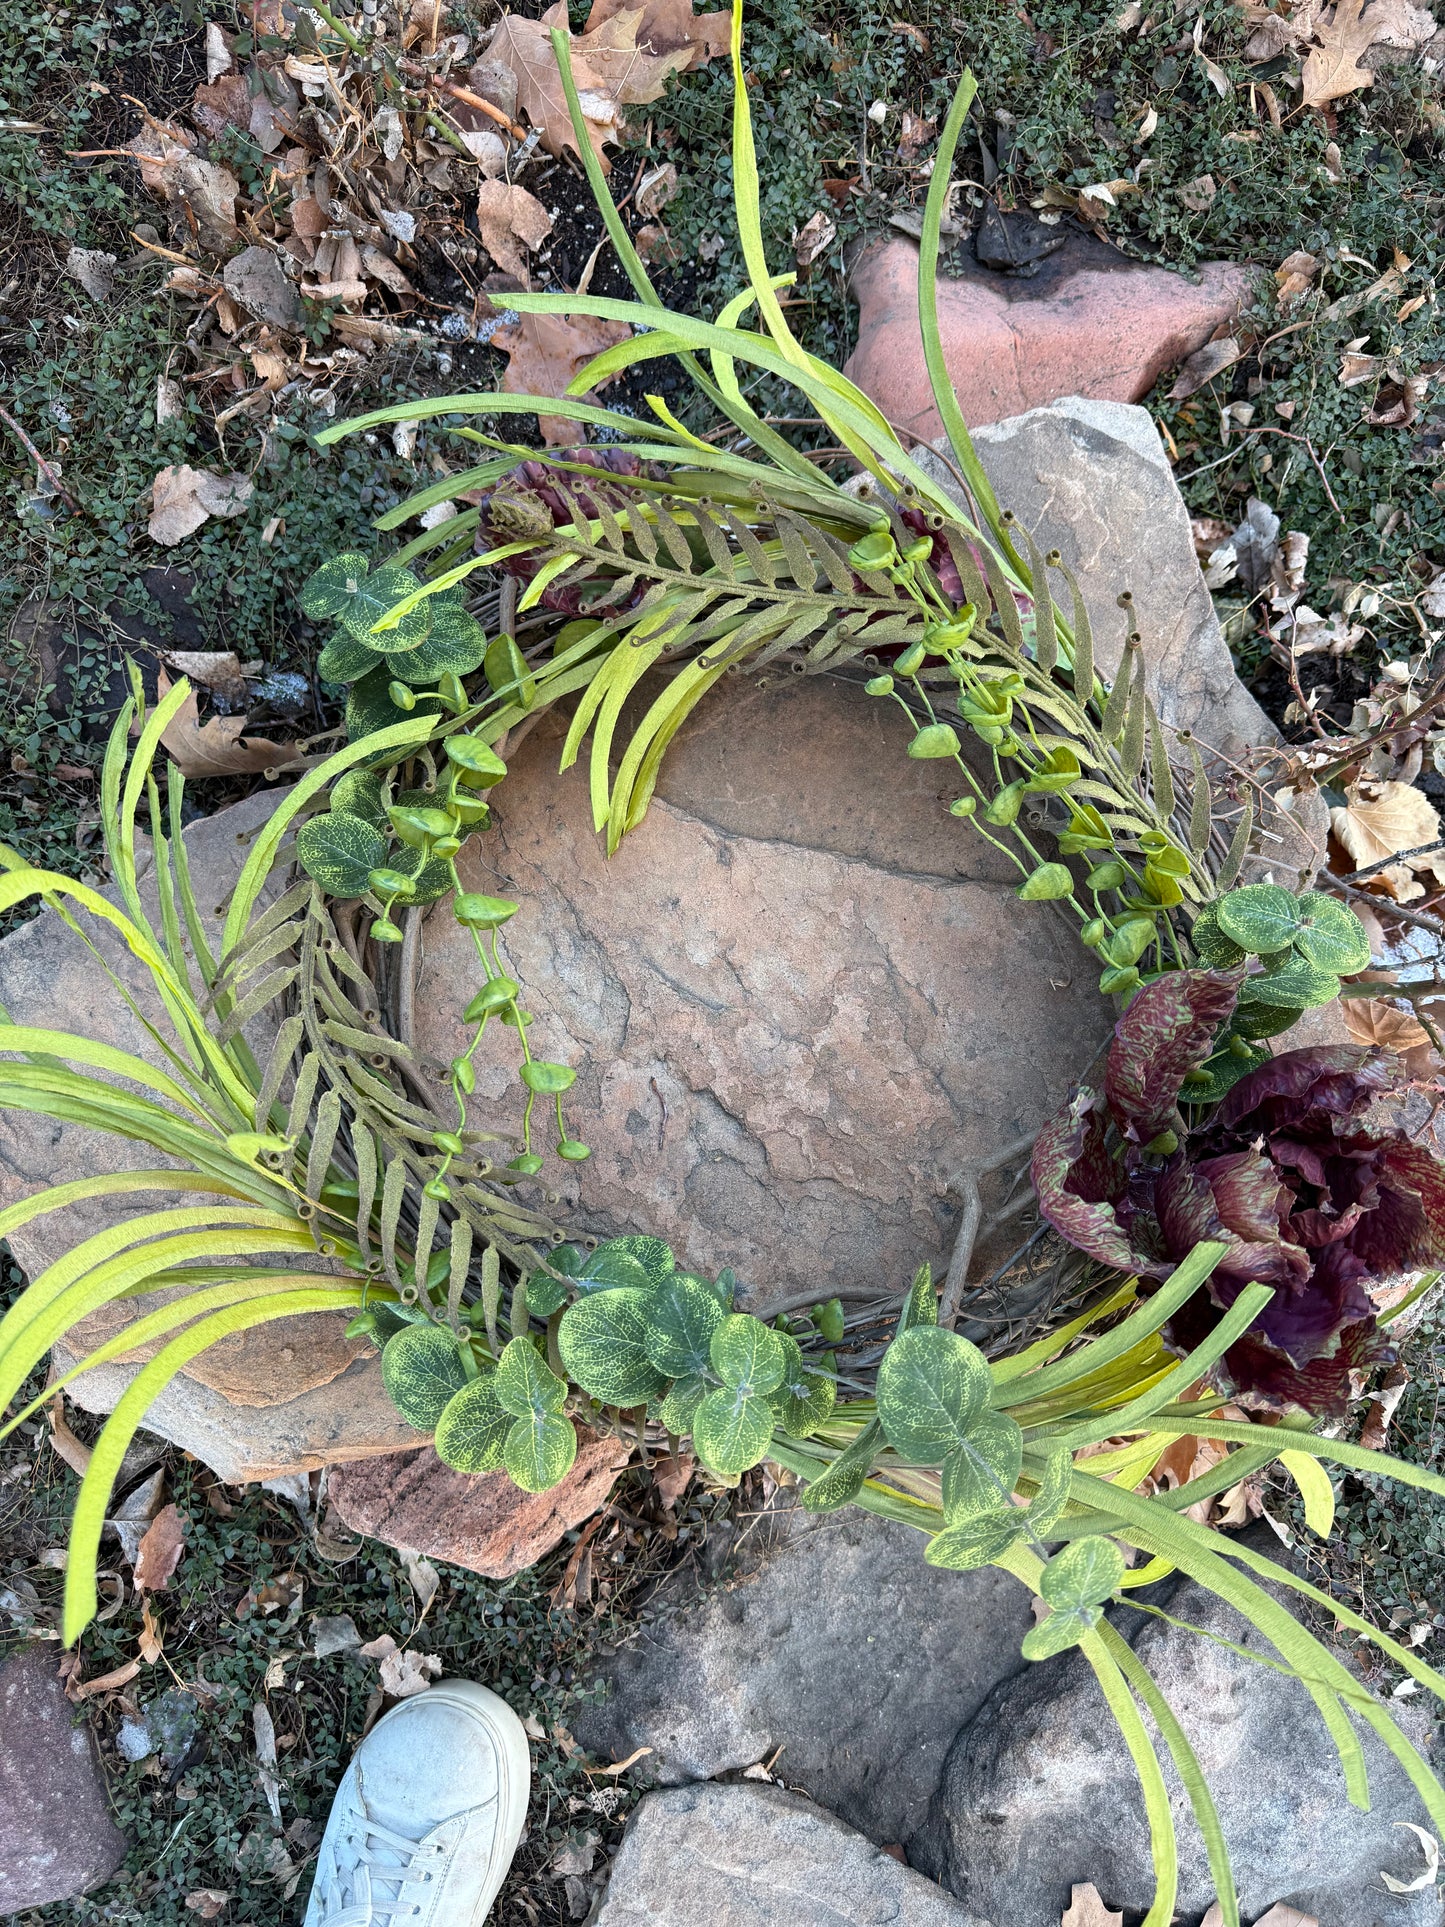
3, 21, 1445, 1920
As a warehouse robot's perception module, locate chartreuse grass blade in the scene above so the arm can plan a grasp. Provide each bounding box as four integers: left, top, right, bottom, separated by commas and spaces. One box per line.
0, 1026, 222, 1122
1097, 1620, 1238, 1927
607, 653, 730, 852
993, 1241, 1225, 1409
1045, 1282, 1272, 1449
990, 1279, 1138, 1385
166, 769, 218, 993
1081, 1627, 1179, 1926
1123, 1419, 1445, 1501
62, 1287, 366, 1642
0, 1170, 254, 1244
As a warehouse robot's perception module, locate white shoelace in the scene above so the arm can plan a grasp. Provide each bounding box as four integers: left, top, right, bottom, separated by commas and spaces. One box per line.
312, 1773, 441, 1927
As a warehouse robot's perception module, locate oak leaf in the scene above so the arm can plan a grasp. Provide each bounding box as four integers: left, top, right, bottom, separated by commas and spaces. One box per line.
157, 671, 296, 781
133, 1503, 187, 1593
573, 6, 693, 103
484, 10, 618, 168
1341, 995, 1433, 1060
475, 181, 553, 283
1061, 1886, 1123, 1927
1298, 0, 1433, 104
583, 0, 731, 65
1330, 779, 1445, 902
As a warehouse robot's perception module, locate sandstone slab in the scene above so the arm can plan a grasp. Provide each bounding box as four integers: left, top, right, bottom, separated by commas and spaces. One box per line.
914, 1534, 1443, 1927
843, 232, 1250, 437
421, 674, 1112, 1309
573, 1502, 1033, 1849
594, 1782, 991, 1927
328, 1427, 632, 1577
0, 1645, 126, 1911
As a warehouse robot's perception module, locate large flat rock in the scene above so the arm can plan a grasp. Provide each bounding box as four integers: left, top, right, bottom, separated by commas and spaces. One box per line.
573, 1502, 1034, 1850
914, 1534, 1444, 1927
0, 1645, 126, 1911
593, 1782, 991, 1926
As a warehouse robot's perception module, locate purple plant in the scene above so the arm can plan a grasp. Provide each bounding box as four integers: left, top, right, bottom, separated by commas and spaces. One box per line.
1032, 969, 1445, 1413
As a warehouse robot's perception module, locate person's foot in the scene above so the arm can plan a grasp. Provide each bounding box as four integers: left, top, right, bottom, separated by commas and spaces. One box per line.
302, 1679, 530, 1926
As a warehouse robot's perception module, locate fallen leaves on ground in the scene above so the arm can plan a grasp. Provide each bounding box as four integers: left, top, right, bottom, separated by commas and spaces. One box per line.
1330, 779, 1445, 902
493, 308, 632, 443
184, 1893, 230, 1919
158, 671, 297, 781
148, 465, 254, 546
793, 209, 837, 267
1238, 0, 1435, 95
381, 1644, 443, 1696
1060, 1885, 1122, 1927
1341, 995, 1436, 1072
1359, 1361, 1411, 1450
474, 180, 553, 283
134, 1503, 187, 1593
1275, 248, 1320, 306
1381, 1820, 1441, 1892
1168, 335, 1241, 399
584, 0, 730, 64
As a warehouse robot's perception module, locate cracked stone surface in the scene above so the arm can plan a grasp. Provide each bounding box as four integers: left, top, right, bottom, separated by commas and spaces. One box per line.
572, 1501, 1034, 1850
843, 232, 1250, 437
593, 1782, 992, 1926
417, 671, 1111, 1306
0, 1645, 126, 1912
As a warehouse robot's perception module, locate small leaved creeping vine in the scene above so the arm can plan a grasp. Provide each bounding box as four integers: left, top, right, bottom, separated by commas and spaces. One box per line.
1, 8, 1444, 1924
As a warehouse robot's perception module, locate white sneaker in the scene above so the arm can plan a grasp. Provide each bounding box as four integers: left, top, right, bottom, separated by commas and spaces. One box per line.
302, 1679, 531, 1926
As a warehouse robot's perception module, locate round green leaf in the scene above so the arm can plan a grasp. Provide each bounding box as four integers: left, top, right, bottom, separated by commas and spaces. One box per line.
300, 551, 372, 621
433, 1376, 512, 1474
908, 722, 961, 759
493, 1335, 567, 1419
659, 1374, 708, 1436
599, 1236, 675, 1288
520, 1060, 575, 1095
347, 665, 430, 745
1239, 953, 1339, 1009
1189, 900, 1246, 969
381, 1323, 471, 1430
1021, 1604, 1098, 1661
876, 1324, 992, 1463
769, 1334, 836, 1438
1292, 892, 1371, 975
1216, 882, 1300, 955
1040, 1535, 1126, 1610
525, 1271, 569, 1318
335, 561, 430, 649
331, 768, 388, 827
503, 1412, 577, 1493
391, 841, 454, 906
558, 1288, 668, 1407
941, 1411, 1024, 1522
691, 1385, 776, 1476
1182, 1039, 1271, 1104
644, 1273, 726, 1378
1104, 918, 1156, 969
296, 811, 386, 899
709, 1314, 786, 1395
1229, 1002, 1305, 1042
923, 1508, 1025, 1571
317, 627, 382, 683
385, 602, 489, 683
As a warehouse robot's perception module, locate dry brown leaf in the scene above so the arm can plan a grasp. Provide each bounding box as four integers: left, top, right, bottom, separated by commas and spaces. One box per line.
139, 1597, 165, 1663
1178, 172, 1218, 211
149, 464, 254, 546
1298, 0, 1433, 104
583, 0, 730, 66
1342, 996, 1433, 1055
48, 1395, 92, 1477
652, 1448, 695, 1509
794, 208, 837, 267
575, 6, 693, 102
475, 180, 553, 283
1339, 339, 1381, 386
485, 10, 619, 169
184, 1894, 230, 1919
1060, 1885, 1123, 1927
1330, 779, 1445, 902
1168, 335, 1241, 399
157, 671, 295, 781
1275, 249, 1320, 307
165, 650, 249, 703
1360, 1361, 1411, 1450
1252, 1908, 1320, 1927
69, 1657, 142, 1702
379, 1647, 442, 1697
493, 308, 632, 443
126, 124, 239, 251
635, 160, 679, 219
134, 1503, 186, 1593
191, 73, 252, 141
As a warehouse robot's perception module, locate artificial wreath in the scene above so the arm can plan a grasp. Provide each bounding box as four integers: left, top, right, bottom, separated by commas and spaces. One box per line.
1, 16, 1444, 1923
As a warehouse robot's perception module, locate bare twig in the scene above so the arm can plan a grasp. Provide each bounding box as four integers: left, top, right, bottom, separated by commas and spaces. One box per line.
1336, 879, 1445, 942
1343, 838, 1445, 885
0, 405, 79, 512
939, 1130, 1040, 1328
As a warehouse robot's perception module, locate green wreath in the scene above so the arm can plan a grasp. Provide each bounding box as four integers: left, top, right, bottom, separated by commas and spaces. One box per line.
1, 14, 1442, 1924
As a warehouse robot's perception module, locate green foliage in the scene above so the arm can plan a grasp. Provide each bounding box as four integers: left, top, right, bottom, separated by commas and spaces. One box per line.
380, 1322, 470, 1430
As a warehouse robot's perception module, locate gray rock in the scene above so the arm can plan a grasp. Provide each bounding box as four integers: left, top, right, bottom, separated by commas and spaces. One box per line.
222, 244, 302, 329
915, 1539, 1444, 1927
0, 1644, 126, 1911
593, 1782, 991, 1926
573, 1502, 1033, 1849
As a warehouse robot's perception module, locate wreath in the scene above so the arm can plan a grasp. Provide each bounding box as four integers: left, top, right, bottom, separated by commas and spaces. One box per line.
2, 17, 1443, 1923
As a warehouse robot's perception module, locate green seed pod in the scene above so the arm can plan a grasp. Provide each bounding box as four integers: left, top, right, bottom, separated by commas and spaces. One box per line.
1086, 861, 1128, 893
908, 723, 961, 759
557, 1140, 592, 1162
1105, 918, 1157, 968
813, 1297, 845, 1343
452, 1056, 477, 1093
371, 918, 404, 943
423, 1178, 452, 1201
984, 779, 1026, 827
368, 867, 416, 899
865, 674, 895, 696
484, 633, 537, 709
1017, 862, 1074, 901
437, 672, 468, 713
949, 797, 978, 818
344, 1312, 378, 1340
901, 535, 933, 564
387, 679, 417, 711
1144, 1129, 1179, 1157
1080, 917, 1108, 948
1098, 964, 1141, 995
451, 796, 492, 828
464, 976, 520, 1020
925, 609, 978, 653
508, 1152, 545, 1176
445, 734, 509, 787
432, 1130, 466, 1155
453, 892, 519, 928
389, 804, 455, 848
847, 528, 897, 570
433, 835, 462, 859
520, 1060, 576, 1095
895, 640, 927, 676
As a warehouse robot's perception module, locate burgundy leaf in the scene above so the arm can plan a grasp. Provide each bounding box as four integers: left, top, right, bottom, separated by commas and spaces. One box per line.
1031, 1091, 1142, 1271
1105, 967, 1243, 1144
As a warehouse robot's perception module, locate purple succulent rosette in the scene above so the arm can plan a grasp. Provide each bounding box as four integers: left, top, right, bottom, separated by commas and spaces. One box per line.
1032, 970, 1445, 1413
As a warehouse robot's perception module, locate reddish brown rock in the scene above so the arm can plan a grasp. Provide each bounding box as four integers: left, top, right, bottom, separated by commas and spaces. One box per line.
842, 233, 1251, 436
327, 1427, 633, 1576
